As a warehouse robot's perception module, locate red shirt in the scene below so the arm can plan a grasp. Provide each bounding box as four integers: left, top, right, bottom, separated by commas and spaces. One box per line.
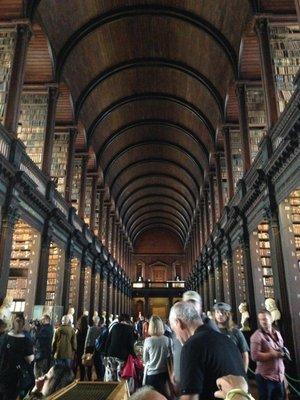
250, 329, 285, 382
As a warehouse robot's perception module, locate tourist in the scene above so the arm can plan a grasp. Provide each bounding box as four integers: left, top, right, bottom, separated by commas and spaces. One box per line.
143, 316, 171, 398
0, 313, 34, 400
104, 313, 136, 382
171, 291, 219, 393
25, 364, 74, 399
33, 315, 54, 378
129, 386, 167, 400
142, 317, 150, 339
213, 302, 249, 372
94, 316, 108, 380
75, 314, 89, 380
169, 302, 245, 400
84, 314, 101, 380
52, 315, 76, 369
250, 309, 286, 400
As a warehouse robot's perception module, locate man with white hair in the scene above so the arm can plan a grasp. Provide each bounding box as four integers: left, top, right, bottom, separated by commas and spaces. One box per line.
171, 291, 219, 392
52, 315, 76, 367
169, 302, 245, 400
129, 386, 167, 400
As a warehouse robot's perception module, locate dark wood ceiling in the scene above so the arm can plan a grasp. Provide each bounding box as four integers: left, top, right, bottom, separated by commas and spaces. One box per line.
9, 0, 296, 246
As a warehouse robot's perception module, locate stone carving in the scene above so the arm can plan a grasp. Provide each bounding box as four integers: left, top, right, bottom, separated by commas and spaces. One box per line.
265, 298, 281, 323
238, 302, 251, 331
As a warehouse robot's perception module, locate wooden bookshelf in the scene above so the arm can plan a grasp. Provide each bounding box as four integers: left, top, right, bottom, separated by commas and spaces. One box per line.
220, 155, 229, 205
233, 247, 247, 305
84, 177, 93, 226
0, 28, 16, 124
290, 191, 300, 268
222, 260, 231, 305
8, 220, 41, 317
94, 188, 101, 236
269, 25, 300, 113
17, 92, 48, 168
214, 177, 220, 221
68, 258, 81, 314
45, 243, 65, 307
246, 88, 267, 162
230, 130, 243, 189
94, 273, 100, 313
71, 156, 82, 213
83, 267, 92, 313
51, 132, 69, 195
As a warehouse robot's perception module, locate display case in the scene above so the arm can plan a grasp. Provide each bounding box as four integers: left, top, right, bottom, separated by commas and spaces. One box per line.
269, 25, 300, 113
45, 243, 65, 307
71, 156, 82, 213
0, 28, 16, 124
84, 177, 93, 226
8, 220, 41, 318
17, 92, 48, 168
68, 258, 81, 316
50, 132, 69, 195
230, 130, 243, 189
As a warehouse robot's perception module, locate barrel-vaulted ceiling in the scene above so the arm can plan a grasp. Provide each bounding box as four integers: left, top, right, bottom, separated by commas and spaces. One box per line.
35, 0, 252, 246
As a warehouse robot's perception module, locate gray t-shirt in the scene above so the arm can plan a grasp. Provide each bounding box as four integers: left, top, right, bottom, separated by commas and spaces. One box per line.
143, 335, 171, 375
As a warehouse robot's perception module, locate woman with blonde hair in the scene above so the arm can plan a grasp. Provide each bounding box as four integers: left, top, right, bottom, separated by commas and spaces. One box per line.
213, 302, 249, 372
143, 315, 172, 399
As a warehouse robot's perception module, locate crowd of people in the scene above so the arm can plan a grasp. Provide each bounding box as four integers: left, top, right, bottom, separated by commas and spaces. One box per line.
0, 291, 290, 400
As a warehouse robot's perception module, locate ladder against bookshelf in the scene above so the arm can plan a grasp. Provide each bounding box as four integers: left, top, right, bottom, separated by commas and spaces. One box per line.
45, 243, 65, 307
83, 267, 92, 313
68, 258, 81, 316
71, 156, 82, 213
233, 247, 247, 305
230, 130, 243, 189
8, 220, 41, 317
51, 132, 69, 195
17, 92, 48, 169
269, 25, 300, 114
0, 28, 16, 124
84, 177, 93, 226
222, 259, 231, 305
250, 221, 274, 308
246, 87, 267, 162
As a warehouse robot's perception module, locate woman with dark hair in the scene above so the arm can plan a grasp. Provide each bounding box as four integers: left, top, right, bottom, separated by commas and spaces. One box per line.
104, 314, 136, 382
75, 315, 89, 380
0, 313, 34, 400
26, 365, 74, 399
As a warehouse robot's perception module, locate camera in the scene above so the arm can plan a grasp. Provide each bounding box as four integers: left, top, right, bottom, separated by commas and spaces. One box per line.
281, 346, 292, 362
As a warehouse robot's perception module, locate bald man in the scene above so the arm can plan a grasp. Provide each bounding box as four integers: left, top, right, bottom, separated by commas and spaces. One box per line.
129, 386, 167, 400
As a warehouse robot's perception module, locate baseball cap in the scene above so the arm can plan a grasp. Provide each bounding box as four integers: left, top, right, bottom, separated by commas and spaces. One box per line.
213, 302, 231, 312
183, 290, 201, 303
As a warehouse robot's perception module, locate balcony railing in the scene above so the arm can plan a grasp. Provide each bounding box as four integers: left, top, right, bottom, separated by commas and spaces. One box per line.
132, 281, 185, 289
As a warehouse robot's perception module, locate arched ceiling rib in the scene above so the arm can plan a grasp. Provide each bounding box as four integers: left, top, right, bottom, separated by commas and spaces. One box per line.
36, 0, 252, 245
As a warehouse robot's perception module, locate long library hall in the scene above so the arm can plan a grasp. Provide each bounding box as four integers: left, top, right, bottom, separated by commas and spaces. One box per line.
0, 1, 299, 400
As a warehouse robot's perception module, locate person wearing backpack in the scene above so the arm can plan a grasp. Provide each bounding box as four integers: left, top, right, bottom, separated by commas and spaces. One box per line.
0, 313, 34, 400
94, 316, 108, 380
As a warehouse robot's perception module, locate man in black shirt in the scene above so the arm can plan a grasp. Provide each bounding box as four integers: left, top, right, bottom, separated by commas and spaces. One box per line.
169, 302, 245, 400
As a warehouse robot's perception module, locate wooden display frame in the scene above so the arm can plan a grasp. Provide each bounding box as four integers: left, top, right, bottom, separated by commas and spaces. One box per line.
47, 380, 129, 400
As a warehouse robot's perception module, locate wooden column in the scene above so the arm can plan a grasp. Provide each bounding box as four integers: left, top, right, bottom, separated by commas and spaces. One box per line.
223, 128, 234, 198
227, 247, 237, 318
61, 239, 72, 314
0, 205, 19, 302
236, 83, 251, 172
255, 18, 278, 129
105, 273, 111, 325
104, 201, 111, 248
99, 273, 104, 313
296, 0, 300, 25
77, 264, 86, 318
4, 24, 31, 135
215, 152, 224, 214
89, 266, 96, 317
97, 187, 105, 241
209, 173, 216, 226
65, 127, 77, 204
115, 223, 120, 262
208, 267, 216, 309
109, 213, 115, 255
200, 203, 205, 250
204, 188, 210, 239
35, 224, 52, 305
89, 176, 98, 231
42, 86, 59, 175
78, 155, 88, 219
